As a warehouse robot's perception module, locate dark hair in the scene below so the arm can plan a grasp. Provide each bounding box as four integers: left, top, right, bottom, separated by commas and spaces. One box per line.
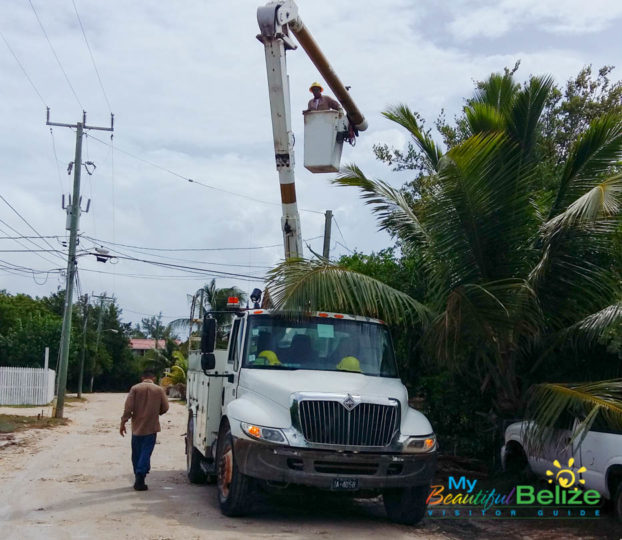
141, 370, 156, 379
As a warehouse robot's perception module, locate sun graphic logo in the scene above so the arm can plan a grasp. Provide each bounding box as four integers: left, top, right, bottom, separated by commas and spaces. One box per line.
545, 458, 587, 489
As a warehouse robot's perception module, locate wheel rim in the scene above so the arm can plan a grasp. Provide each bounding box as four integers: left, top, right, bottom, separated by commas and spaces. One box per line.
218, 442, 233, 500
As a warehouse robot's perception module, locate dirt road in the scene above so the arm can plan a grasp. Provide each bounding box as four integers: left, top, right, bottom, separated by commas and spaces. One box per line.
0, 393, 452, 540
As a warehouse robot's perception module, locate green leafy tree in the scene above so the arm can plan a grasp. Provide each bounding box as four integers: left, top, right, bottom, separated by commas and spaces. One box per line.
268, 69, 622, 422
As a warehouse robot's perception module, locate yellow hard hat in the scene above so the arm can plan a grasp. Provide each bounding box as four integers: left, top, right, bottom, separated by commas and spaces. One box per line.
309, 82, 323, 92
257, 350, 281, 366
336, 356, 361, 373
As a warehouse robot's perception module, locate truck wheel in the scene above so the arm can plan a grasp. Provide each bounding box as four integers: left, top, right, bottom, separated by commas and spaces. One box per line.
186, 415, 207, 484
383, 485, 429, 525
614, 482, 622, 523
216, 423, 252, 516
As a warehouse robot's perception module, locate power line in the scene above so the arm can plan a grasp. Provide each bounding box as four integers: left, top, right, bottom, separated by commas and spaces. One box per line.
332, 216, 352, 253
0, 235, 62, 240
0, 221, 63, 266
103, 253, 265, 281
0, 29, 47, 107
82, 240, 274, 269
0, 193, 66, 260
71, 0, 112, 112
86, 133, 324, 215
28, 0, 83, 109
82, 234, 322, 252
49, 127, 67, 194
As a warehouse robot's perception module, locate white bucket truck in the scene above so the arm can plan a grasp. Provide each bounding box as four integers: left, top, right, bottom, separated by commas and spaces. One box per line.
185, 299, 437, 524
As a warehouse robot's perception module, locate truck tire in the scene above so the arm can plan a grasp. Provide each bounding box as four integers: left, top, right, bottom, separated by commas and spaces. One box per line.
216, 422, 252, 516
186, 415, 207, 484
615, 482, 622, 523
383, 485, 429, 525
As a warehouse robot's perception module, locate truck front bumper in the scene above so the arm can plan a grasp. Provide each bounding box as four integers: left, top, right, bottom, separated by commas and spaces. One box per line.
234, 438, 437, 489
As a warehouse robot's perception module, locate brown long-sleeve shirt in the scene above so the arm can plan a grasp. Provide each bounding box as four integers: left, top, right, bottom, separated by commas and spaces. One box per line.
305, 95, 342, 112
121, 380, 169, 436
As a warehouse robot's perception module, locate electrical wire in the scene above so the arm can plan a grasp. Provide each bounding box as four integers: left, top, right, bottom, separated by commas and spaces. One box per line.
0, 221, 64, 266
100, 253, 265, 281
81, 234, 322, 252
49, 127, 67, 194
71, 0, 112, 112
0, 29, 47, 107
332, 216, 352, 253
82, 239, 274, 269
0, 193, 66, 260
86, 133, 325, 215
28, 0, 83, 110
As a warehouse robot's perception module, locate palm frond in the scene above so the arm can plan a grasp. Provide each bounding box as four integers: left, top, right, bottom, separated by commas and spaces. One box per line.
525, 380, 622, 452
333, 164, 430, 247
428, 132, 532, 282
507, 75, 555, 157
543, 173, 622, 233
559, 302, 622, 346
265, 258, 432, 325
549, 113, 622, 219
382, 104, 443, 171
465, 103, 506, 134
424, 279, 541, 365
471, 72, 520, 114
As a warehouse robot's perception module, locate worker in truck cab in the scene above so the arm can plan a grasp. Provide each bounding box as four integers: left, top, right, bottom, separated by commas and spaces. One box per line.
304, 82, 342, 113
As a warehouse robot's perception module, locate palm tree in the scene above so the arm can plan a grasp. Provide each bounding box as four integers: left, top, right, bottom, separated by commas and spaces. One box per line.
168, 279, 248, 343
267, 71, 622, 419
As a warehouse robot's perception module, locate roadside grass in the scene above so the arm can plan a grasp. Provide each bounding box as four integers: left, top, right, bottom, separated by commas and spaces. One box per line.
0, 414, 69, 433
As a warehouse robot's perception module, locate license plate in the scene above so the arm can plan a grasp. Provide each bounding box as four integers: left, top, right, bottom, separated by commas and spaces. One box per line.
331, 478, 359, 490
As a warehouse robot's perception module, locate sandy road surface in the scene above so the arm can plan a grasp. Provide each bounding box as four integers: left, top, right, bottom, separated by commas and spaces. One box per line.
0, 393, 452, 540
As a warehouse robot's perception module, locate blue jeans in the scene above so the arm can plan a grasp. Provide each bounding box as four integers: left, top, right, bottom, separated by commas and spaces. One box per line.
131, 433, 157, 476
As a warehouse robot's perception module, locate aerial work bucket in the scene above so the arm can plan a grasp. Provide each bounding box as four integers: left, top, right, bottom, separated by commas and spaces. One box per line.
304, 110, 346, 173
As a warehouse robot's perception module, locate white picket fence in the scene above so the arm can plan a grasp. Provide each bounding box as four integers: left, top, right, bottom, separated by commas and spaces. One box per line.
0, 367, 56, 406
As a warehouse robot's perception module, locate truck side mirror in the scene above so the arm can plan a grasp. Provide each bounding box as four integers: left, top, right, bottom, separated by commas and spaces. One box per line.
201, 316, 217, 353
201, 352, 216, 373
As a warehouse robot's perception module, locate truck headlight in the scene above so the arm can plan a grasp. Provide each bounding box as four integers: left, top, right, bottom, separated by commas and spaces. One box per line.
403, 435, 436, 453
241, 422, 287, 444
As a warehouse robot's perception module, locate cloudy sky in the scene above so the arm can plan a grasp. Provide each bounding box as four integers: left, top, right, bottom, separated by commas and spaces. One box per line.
2, 0, 621, 332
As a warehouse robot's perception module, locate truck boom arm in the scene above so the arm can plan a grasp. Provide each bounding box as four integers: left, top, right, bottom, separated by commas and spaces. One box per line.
257, 1, 367, 259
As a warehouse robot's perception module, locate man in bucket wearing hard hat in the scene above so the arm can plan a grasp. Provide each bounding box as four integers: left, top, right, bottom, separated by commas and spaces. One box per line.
304, 82, 342, 113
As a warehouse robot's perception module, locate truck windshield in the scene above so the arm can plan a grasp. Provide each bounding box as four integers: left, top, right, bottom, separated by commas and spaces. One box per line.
242, 315, 398, 377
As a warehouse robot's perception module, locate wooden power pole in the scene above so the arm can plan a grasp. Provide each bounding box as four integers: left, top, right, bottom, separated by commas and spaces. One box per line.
47, 110, 113, 418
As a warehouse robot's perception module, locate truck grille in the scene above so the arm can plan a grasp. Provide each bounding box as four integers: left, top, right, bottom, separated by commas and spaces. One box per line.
298, 400, 399, 447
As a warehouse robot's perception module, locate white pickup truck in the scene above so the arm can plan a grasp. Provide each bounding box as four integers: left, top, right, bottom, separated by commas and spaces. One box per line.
185, 308, 437, 524
502, 415, 622, 521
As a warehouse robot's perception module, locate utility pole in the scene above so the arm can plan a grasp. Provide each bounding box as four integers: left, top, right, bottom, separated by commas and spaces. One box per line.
90, 293, 113, 393
322, 210, 333, 259
47, 110, 114, 419
77, 294, 89, 398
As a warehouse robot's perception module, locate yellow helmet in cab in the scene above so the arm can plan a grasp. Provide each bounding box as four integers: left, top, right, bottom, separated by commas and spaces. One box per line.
336, 356, 361, 373
257, 350, 281, 366
309, 82, 323, 92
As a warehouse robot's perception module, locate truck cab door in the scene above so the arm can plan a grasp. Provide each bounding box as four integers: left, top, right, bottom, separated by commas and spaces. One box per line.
223, 318, 244, 406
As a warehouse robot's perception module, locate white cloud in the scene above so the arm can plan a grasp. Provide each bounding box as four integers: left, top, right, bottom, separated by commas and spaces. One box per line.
0, 0, 620, 326
448, 0, 622, 40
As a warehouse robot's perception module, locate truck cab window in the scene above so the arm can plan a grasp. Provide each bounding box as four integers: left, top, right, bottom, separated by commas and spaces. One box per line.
228, 319, 240, 366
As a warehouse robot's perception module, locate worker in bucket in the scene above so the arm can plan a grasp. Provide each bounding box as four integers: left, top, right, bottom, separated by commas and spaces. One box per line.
119, 370, 169, 491
304, 82, 342, 113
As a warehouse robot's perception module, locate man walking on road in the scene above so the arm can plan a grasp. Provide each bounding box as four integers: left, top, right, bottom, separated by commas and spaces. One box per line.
120, 370, 169, 491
